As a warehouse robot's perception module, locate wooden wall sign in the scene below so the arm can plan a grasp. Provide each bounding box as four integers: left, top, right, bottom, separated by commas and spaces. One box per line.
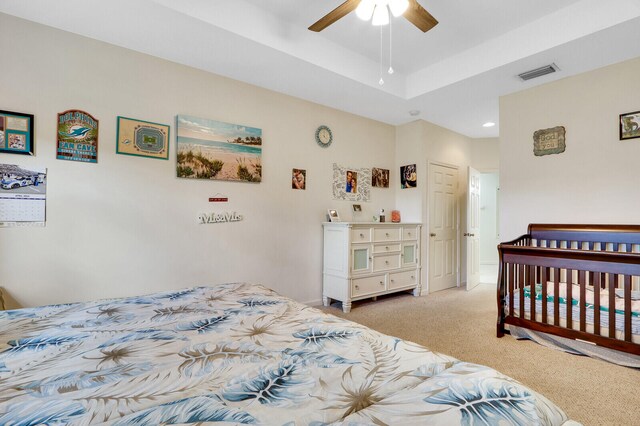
533, 126, 566, 156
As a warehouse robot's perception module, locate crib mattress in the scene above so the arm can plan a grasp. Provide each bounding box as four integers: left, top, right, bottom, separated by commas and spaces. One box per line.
508, 283, 640, 341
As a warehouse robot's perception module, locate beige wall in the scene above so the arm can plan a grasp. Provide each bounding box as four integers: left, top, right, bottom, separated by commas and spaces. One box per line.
0, 14, 397, 308
471, 138, 499, 171
500, 57, 640, 240
395, 120, 474, 290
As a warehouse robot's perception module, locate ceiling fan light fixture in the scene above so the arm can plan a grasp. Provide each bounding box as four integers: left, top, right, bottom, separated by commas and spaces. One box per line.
355, 0, 376, 21
372, 4, 390, 26
388, 0, 409, 17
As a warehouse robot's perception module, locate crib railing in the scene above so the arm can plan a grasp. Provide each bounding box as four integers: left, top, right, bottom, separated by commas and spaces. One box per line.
497, 228, 640, 356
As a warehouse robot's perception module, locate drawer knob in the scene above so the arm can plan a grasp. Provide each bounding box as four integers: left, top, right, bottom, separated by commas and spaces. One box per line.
385, 261, 389, 265
411, 276, 415, 279
379, 281, 384, 285
360, 233, 364, 237
355, 285, 360, 290
385, 246, 389, 250
385, 233, 389, 237
391, 279, 395, 283
408, 232, 411, 236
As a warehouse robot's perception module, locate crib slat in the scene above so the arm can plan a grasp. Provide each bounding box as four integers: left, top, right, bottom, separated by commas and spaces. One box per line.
566, 269, 573, 329
541, 267, 548, 324
519, 264, 525, 319
609, 273, 616, 339
579, 270, 586, 332
624, 275, 632, 342
509, 264, 514, 317
529, 265, 535, 321
594, 273, 601, 336
554, 268, 560, 326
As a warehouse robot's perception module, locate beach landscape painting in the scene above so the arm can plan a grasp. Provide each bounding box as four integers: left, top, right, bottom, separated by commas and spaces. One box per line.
176, 115, 262, 182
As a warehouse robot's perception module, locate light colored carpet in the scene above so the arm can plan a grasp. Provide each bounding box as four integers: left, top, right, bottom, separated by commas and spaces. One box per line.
320, 284, 640, 426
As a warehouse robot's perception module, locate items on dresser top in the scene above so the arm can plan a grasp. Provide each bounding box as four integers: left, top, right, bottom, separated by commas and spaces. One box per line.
323, 222, 421, 313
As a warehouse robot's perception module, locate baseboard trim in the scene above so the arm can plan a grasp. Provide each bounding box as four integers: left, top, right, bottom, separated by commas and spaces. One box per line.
303, 298, 323, 307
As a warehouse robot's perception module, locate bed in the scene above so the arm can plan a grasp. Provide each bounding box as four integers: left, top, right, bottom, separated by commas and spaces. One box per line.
0, 283, 573, 425
497, 224, 640, 361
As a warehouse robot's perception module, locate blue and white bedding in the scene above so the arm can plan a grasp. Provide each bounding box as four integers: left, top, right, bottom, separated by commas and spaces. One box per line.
510, 284, 640, 337
0, 283, 573, 425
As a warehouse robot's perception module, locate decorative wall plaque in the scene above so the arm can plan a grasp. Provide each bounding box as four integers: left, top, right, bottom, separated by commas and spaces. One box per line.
57, 110, 99, 163
533, 126, 565, 156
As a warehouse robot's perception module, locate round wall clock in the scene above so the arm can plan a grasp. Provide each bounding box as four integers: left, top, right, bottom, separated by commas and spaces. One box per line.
315, 125, 333, 148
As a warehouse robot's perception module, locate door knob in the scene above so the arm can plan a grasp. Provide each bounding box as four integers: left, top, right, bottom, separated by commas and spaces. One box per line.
430, 233, 436, 237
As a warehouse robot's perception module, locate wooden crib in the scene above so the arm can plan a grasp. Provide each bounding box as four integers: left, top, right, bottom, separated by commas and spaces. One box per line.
497, 224, 640, 356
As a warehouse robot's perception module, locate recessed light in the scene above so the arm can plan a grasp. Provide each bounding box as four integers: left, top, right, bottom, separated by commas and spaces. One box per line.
482, 122, 496, 128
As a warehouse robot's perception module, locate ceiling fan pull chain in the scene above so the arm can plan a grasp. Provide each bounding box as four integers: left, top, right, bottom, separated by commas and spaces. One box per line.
388, 18, 394, 75
379, 24, 384, 85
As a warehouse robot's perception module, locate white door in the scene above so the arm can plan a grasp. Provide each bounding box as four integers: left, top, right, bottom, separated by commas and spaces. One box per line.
429, 164, 458, 293
466, 167, 481, 291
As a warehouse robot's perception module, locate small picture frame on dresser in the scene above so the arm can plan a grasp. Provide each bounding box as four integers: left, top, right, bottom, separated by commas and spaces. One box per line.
327, 209, 340, 222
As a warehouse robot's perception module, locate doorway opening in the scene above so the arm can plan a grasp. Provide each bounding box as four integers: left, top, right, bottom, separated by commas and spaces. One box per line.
479, 172, 499, 284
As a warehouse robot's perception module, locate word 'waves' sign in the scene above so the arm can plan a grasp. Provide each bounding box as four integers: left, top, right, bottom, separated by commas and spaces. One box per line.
198, 211, 243, 224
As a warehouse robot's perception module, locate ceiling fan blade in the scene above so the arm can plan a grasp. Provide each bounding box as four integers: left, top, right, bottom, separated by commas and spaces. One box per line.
309, 0, 360, 32
404, 0, 438, 32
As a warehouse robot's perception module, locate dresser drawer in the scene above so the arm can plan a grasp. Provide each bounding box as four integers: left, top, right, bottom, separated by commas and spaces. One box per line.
402, 226, 418, 241
373, 254, 401, 271
373, 227, 401, 242
352, 275, 386, 297
389, 270, 418, 290
372, 243, 401, 254
351, 228, 371, 243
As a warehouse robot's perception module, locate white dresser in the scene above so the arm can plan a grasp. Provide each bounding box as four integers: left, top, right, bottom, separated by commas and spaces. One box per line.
322, 222, 422, 312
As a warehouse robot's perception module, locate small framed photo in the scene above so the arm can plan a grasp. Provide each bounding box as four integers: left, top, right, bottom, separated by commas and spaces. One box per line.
345, 170, 358, 193
352, 204, 362, 212
400, 164, 417, 189
292, 168, 306, 190
620, 110, 640, 140
328, 209, 340, 222
0, 110, 34, 155
372, 167, 389, 188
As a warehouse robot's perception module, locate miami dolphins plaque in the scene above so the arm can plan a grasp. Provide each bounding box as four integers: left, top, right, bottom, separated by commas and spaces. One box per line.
57, 110, 99, 163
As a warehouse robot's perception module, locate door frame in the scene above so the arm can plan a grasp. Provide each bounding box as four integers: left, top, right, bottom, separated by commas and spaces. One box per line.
425, 160, 461, 294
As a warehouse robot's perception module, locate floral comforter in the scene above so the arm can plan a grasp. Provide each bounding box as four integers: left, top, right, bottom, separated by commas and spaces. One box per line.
0, 283, 573, 425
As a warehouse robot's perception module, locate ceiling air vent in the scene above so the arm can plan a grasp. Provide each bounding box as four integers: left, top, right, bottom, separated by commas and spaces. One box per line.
518, 64, 559, 81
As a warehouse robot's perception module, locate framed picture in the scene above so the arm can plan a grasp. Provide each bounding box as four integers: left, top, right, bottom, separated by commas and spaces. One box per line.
177, 115, 262, 182
620, 110, 640, 140
332, 164, 371, 202
0, 110, 34, 156
372, 167, 389, 188
57, 110, 99, 163
116, 116, 170, 160
400, 164, 417, 189
328, 209, 340, 222
352, 204, 362, 212
292, 168, 306, 190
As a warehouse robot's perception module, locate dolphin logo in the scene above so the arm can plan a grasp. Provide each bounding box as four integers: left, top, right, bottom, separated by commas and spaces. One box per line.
59, 126, 91, 140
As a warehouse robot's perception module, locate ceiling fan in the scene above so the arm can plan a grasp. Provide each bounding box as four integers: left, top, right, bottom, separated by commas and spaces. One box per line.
309, 0, 438, 33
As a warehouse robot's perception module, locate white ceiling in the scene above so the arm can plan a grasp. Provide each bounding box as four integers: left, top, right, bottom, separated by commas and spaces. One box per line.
2, 0, 640, 137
